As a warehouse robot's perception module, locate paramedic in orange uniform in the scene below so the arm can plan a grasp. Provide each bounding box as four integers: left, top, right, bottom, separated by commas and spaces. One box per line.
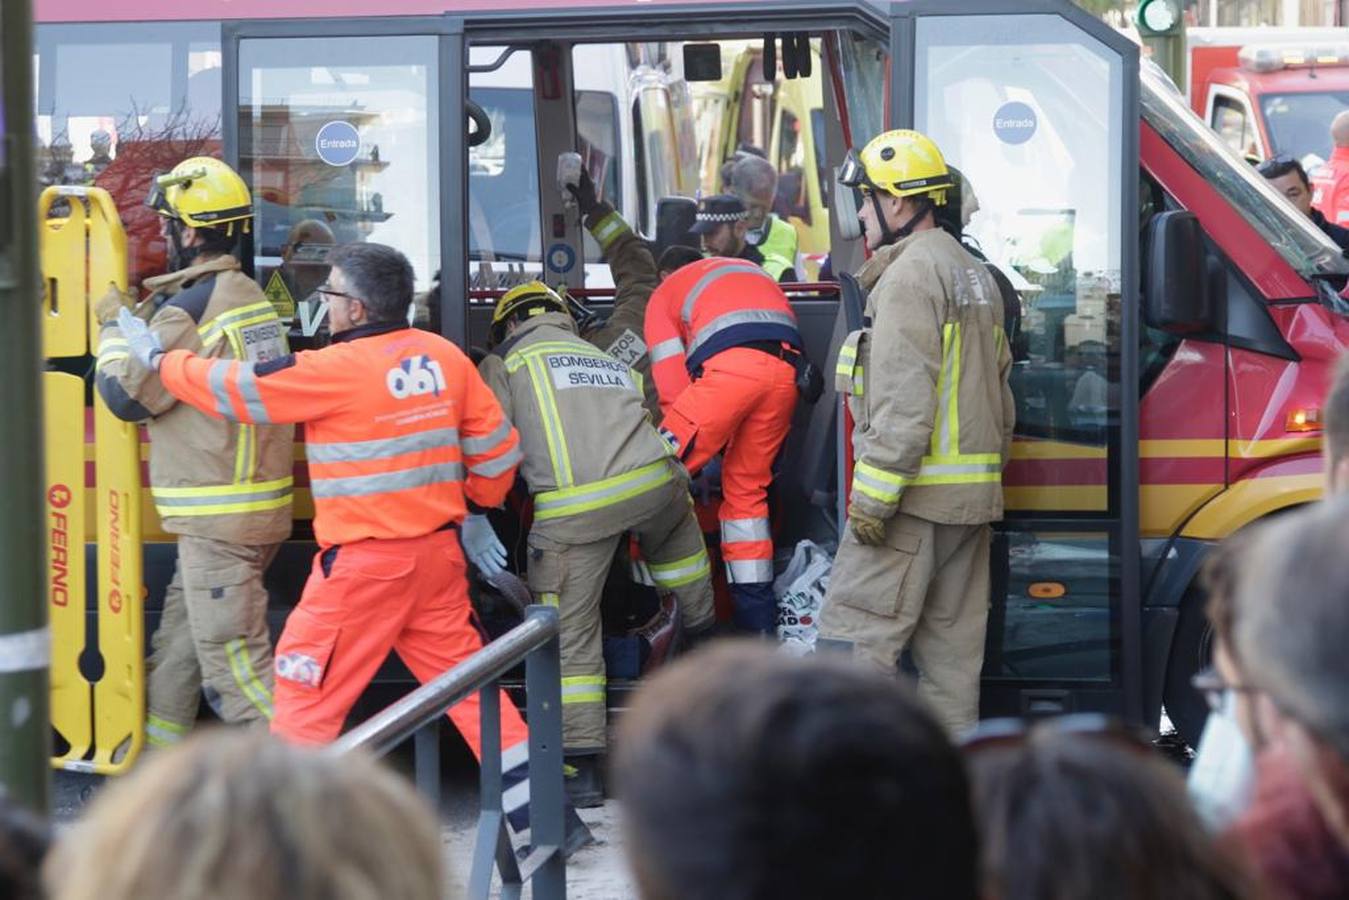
117, 243, 586, 845
644, 256, 802, 633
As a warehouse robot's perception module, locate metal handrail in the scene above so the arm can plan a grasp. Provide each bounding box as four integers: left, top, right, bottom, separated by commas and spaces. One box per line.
330, 610, 557, 757
331, 604, 566, 900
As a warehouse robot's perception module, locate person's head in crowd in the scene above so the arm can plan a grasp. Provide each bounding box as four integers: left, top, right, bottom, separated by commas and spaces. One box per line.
0, 796, 50, 900
689, 194, 751, 258
722, 152, 779, 232
1332, 110, 1349, 150
1200, 527, 1267, 742
321, 242, 415, 335
656, 244, 704, 281
969, 732, 1255, 900
613, 641, 979, 900
1234, 497, 1349, 850
1257, 156, 1316, 218
1323, 353, 1349, 494
45, 731, 444, 900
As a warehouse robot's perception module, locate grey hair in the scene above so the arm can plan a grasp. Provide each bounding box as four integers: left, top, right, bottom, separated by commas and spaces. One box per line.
1233, 495, 1349, 757
724, 154, 779, 209
327, 242, 414, 325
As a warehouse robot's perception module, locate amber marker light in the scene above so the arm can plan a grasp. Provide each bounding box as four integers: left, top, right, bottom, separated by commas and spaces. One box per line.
1028, 582, 1067, 600
1287, 408, 1323, 432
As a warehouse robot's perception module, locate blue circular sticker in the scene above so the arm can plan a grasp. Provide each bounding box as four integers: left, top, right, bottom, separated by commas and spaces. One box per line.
993, 102, 1037, 145
546, 242, 576, 274
315, 121, 361, 166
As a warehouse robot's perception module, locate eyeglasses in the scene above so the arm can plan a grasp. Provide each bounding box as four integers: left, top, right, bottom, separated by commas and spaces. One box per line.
316, 284, 360, 304
1191, 666, 1258, 715
960, 713, 1156, 756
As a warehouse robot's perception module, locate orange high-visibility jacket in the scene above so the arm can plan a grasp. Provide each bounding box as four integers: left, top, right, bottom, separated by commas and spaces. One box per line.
159, 322, 521, 547
644, 257, 802, 411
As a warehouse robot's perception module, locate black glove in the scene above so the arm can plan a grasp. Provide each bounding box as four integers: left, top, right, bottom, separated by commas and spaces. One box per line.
567, 167, 599, 218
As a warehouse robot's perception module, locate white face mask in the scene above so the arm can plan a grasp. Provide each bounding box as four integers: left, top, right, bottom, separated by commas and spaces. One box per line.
1187, 692, 1257, 830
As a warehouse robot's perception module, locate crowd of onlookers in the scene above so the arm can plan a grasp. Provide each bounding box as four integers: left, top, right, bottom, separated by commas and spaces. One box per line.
5, 378, 1349, 900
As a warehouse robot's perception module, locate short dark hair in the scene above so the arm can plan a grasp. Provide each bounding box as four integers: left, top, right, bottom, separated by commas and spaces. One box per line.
194, 224, 239, 257
1326, 352, 1349, 468
1257, 155, 1310, 189
656, 245, 703, 276
326, 242, 414, 324
970, 736, 1255, 900
613, 642, 979, 900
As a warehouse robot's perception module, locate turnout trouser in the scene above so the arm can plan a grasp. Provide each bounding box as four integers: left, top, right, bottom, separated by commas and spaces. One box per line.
146, 535, 279, 746
527, 477, 714, 751
820, 513, 991, 736
659, 347, 798, 633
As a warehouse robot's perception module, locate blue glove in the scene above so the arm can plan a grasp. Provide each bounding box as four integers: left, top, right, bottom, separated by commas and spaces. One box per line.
118, 307, 164, 370
462, 514, 507, 577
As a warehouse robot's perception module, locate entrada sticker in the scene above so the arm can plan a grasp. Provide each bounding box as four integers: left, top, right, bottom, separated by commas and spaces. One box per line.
993, 101, 1037, 145
315, 121, 361, 166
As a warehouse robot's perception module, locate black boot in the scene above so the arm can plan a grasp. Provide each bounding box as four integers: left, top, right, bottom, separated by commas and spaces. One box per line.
563, 752, 606, 809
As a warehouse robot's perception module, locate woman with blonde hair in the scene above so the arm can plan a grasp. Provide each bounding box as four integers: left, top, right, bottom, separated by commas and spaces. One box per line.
45, 730, 446, 900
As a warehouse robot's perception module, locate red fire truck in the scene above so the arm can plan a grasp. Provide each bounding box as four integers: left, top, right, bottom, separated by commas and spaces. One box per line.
33, 0, 1349, 768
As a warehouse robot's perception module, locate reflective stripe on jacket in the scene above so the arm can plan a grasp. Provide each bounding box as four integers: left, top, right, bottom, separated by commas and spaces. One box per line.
158, 322, 520, 548
479, 312, 676, 538
837, 228, 1014, 526
644, 256, 802, 411
95, 254, 295, 544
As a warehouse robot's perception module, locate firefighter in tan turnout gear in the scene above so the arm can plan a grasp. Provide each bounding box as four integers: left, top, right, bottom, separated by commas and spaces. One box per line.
95, 157, 294, 746
472, 281, 715, 807
820, 131, 1014, 736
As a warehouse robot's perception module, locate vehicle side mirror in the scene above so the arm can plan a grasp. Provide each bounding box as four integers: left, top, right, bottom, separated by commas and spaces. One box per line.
1143, 210, 1214, 334
683, 43, 722, 82
654, 196, 698, 258
833, 169, 862, 242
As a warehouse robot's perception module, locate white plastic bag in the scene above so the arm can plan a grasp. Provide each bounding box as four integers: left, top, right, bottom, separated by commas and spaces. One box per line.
774, 540, 833, 654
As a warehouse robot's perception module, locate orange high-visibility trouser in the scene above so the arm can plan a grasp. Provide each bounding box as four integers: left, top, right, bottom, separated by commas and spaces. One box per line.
662, 347, 798, 586
270, 528, 528, 757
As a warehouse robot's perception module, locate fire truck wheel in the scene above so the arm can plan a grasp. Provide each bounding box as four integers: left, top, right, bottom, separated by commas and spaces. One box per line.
1162, 584, 1213, 750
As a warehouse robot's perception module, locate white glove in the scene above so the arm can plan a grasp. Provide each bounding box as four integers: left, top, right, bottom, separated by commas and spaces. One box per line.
118, 307, 164, 370
462, 514, 507, 577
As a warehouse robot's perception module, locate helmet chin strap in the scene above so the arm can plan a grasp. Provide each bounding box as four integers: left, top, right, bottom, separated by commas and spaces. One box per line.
872, 193, 934, 247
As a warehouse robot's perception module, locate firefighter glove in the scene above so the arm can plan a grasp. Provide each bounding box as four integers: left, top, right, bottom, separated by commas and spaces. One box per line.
847, 503, 887, 546
118, 307, 164, 371
94, 287, 135, 325
567, 167, 599, 217
463, 513, 507, 577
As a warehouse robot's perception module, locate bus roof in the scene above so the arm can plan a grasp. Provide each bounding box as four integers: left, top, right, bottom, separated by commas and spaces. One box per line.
34, 0, 770, 23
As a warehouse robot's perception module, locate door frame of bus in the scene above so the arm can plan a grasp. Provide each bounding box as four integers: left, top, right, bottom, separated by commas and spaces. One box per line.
222, 15, 469, 347
892, 0, 1143, 723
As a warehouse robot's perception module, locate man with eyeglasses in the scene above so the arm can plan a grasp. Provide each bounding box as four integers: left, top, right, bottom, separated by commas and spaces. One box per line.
1257, 155, 1349, 251
94, 157, 294, 748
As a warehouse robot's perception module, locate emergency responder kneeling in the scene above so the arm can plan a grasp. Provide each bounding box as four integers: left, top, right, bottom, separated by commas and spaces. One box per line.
116, 242, 593, 854
95, 157, 293, 748
472, 281, 716, 808
822, 130, 1014, 736
645, 258, 808, 634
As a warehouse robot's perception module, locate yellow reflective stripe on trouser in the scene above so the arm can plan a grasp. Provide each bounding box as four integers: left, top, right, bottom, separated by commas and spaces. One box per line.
525, 355, 575, 487
852, 460, 909, 504
932, 322, 961, 456
225, 638, 274, 720
648, 549, 711, 588
561, 675, 607, 705
146, 714, 190, 747
152, 476, 293, 517
540, 592, 560, 607
198, 300, 283, 349
590, 211, 627, 251
534, 460, 673, 521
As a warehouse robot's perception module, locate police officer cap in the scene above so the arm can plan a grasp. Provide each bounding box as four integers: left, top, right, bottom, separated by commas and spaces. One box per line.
690, 194, 748, 234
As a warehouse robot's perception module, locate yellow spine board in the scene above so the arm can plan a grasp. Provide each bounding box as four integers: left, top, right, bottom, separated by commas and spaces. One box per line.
39, 187, 89, 359
44, 371, 91, 766
84, 188, 128, 352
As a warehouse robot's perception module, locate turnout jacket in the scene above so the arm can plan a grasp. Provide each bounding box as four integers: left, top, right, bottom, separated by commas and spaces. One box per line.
95, 254, 294, 544
479, 312, 678, 541
836, 228, 1014, 525
580, 201, 661, 419
159, 322, 521, 548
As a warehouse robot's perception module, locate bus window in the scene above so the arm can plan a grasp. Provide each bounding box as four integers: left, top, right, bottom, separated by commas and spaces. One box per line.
774, 107, 809, 223
469, 45, 540, 277
1211, 94, 1255, 158
238, 34, 440, 337
836, 32, 888, 145
576, 88, 622, 264
35, 22, 221, 286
